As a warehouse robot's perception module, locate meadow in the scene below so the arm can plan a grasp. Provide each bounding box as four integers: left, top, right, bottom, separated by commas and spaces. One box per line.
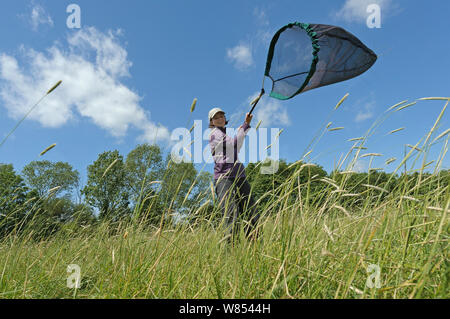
0, 96, 448, 299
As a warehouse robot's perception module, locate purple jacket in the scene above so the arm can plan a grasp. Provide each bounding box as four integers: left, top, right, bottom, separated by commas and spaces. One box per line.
209, 122, 250, 180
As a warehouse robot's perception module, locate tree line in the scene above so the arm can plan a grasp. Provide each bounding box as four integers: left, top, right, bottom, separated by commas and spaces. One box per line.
0, 144, 211, 239
1, 143, 448, 240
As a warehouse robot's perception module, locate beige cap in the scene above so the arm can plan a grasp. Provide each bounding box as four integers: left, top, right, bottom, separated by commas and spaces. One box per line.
208, 107, 225, 120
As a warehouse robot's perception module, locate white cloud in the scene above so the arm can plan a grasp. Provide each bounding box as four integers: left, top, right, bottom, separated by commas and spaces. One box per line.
257, 30, 273, 47
352, 159, 367, 172
226, 44, 253, 70
247, 92, 291, 127
252, 6, 275, 47
226, 7, 272, 72
30, 2, 54, 31
334, 0, 391, 22
355, 100, 375, 122
0, 27, 170, 143
253, 7, 269, 26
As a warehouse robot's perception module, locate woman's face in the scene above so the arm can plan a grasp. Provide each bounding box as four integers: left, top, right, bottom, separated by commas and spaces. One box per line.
212, 112, 226, 127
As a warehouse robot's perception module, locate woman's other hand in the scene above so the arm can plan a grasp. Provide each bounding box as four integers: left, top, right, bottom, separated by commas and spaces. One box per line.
245, 113, 253, 125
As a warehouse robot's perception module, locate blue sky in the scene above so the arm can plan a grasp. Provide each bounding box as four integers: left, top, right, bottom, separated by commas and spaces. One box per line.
0, 0, 449, 187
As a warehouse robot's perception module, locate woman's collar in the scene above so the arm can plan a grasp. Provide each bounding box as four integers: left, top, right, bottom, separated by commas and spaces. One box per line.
216, 126, 226, 133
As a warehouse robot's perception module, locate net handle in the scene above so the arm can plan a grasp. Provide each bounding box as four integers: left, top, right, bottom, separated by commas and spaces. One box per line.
249, 88, 265, 115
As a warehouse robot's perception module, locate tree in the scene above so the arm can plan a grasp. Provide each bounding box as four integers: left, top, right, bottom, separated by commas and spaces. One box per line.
82, 151, 130, 221
0, 164, 29, 236
160, 157, 197, 210
22, 161, 79, 197
158, 155, 212, 222
23, 197, 96, 240
246, 159, 328, 211
125, 144, 164, 204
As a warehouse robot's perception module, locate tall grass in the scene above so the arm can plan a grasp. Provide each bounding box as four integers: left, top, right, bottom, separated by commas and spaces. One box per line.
0, 97, 448, 299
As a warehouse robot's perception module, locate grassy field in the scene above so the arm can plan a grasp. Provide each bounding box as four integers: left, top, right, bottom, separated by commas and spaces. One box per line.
0, 97, 448, 299
0, 198, 447, 298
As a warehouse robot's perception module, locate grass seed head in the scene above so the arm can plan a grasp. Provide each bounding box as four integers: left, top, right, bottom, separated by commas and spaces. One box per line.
190, 98, 197, 113
102, 159, 119, 178
361, 153, 383, 158
385, 157, 397, 165
387, 100, 408, 112
418, 97, 450, 101
334, 93, 349, 110
46, 80, 62, 95
40, 143, 56, 156
388, 127, 405, 135
328, 127, 344, 132
362, 184, 388, 193
395, 102, 417, 112
255, 120, 262, 130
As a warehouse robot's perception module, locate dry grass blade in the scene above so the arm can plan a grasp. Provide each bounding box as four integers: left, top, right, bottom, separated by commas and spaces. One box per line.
361, 153, 383, 158
320, 178, 339, 189
387, 100, 409, 112
190, 98, 197, 113
323, 224, 335, 242
348, 137, 364, 142
328, 127, 344, 131
46, 80, 62, 95
276, 129, 284, 139
401, 196, 420, 202
406, 144, 422, 152
388, 127, 405, 135
332, 205, 352, 218
341, 193, 360, 197
423, 161, 434, 169
418, 97, 450, 101
301, 163, 316, 169
362, 184, 388, 193
183, 147, 192, 158
102, 159, 119, 178
395, 102, 417, 112
339, 170, 356, 175
0, 84, 59, 148
208, 181, 215, 202
48, 186, 61, 193
287, 159, 303, 169
385, 157, 396, 165
321, 248, 335, 257
432, 128, 450, 144
349, 286, 364, 295
255, 120, 262, 130
426, 206, 449, 212
335, 93, 349, 110
302, 150, 313, 159
39, 143, 56, 156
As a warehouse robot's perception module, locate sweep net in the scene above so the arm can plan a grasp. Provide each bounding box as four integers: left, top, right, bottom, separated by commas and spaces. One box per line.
264, 22, 377, 100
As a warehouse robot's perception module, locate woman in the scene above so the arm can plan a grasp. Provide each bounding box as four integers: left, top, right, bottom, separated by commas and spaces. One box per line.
208, 107, 260, 243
